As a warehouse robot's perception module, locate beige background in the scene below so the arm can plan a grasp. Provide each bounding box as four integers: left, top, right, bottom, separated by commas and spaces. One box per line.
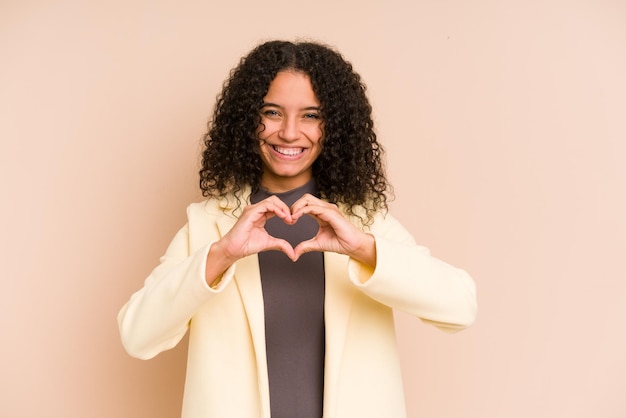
1, 0, 625, 417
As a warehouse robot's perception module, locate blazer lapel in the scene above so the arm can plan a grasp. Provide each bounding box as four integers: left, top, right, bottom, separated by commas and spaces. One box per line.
323, 251, 356, 415
216, 210, 271, 418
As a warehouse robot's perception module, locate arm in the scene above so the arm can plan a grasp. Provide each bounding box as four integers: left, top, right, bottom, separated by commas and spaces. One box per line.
289, 195, 476, 331
118, 196, 299, 359
348, 212, 477, 332
117, 224, 233, 359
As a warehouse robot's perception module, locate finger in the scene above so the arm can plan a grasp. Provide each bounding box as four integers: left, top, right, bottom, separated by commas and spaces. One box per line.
290, 194, 324, 218
265, 237, 296, 261
292, 238, 327, 261
254, 195, 293, 223
292, 241, 311, 262
292, 201, 338, 224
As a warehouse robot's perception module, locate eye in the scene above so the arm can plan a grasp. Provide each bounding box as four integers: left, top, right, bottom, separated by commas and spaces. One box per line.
303, 113, 321, 120
261, 109, 281, 118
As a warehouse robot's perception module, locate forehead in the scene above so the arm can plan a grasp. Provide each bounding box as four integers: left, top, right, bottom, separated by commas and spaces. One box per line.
264, 71, 319, 106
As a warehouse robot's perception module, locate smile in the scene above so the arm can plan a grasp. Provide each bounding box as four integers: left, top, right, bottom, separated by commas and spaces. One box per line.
272, 145, 305, 156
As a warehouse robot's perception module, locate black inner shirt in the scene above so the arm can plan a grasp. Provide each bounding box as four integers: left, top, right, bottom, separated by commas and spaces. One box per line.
251, 180, 325, 418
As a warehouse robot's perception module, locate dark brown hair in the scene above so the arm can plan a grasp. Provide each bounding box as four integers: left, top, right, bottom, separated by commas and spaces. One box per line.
199, 40, 391, 222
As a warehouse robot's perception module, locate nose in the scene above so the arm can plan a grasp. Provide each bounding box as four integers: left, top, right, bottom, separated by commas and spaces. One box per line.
278, 116, 301, 142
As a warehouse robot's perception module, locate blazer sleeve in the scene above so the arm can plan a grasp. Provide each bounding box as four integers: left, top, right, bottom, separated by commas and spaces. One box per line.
117, 219, 235, 360
348, 212, 477, 332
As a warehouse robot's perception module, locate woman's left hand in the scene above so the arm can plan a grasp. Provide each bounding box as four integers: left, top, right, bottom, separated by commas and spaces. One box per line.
289, 194, 376, 267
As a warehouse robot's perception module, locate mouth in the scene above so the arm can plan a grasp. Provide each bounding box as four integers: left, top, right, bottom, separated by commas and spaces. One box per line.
271, 145, 305, 156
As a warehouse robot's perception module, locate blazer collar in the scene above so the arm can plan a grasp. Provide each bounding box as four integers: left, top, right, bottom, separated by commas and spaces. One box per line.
215, 210, 271, 417
217, 186, 251, 217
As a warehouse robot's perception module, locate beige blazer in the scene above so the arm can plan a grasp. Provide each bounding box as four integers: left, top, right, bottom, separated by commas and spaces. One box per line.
118, 194, 477, 418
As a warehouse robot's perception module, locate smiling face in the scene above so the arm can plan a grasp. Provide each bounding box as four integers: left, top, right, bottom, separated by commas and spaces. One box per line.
257, 70, 323, 193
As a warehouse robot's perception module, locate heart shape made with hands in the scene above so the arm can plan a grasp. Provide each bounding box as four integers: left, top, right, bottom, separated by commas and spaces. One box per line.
256, 196, 350, 261
262, 201, 368, 263
221, 195, 326, 262
225, 193, 373, 264
254, 207, 326, 262
264, 210, 319, 248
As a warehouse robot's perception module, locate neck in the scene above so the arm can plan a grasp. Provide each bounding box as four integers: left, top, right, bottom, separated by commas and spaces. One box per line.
259, 176, 314, 194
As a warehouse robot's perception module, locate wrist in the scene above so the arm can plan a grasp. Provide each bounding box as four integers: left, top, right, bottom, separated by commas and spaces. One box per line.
210, 238, 238, 266
351, 233, 377, 268
205, 240, 237, 287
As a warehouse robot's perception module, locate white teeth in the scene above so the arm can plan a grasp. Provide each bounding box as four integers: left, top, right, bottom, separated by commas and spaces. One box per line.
273, 146, 304, 156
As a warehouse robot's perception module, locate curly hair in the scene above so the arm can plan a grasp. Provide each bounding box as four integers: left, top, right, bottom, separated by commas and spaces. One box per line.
199, 40, 391, 223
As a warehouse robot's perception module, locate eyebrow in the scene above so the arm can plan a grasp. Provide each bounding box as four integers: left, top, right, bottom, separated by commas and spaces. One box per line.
261, 102, 321, 111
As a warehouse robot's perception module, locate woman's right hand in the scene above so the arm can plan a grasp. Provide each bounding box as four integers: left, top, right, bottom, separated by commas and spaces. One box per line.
220, 195, 297, 260
205, 196, 296, 286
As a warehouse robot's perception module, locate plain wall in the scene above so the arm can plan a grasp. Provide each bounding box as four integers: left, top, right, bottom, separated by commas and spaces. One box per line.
1, 0, 625, 417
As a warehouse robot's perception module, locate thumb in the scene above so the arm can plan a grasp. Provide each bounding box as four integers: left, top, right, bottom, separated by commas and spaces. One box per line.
266, 238, 296, 261
292, 239, 321, 262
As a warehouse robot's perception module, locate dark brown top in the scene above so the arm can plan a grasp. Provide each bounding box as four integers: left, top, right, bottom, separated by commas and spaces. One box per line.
251, 180, 325, 418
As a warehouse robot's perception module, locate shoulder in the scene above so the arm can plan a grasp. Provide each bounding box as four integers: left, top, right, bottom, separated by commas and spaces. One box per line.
186, 187, 252, 221
337, 202, 392, 232
187, 199, 224, 217
345, 204, 417, 246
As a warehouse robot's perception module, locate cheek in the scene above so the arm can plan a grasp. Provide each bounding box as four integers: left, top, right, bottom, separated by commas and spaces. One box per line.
307, 125, 324, 144
257, 119, 282, 139
311, 136, 324, 158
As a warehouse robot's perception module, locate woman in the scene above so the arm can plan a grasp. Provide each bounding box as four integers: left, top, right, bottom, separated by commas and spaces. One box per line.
118, 40, 477, 418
